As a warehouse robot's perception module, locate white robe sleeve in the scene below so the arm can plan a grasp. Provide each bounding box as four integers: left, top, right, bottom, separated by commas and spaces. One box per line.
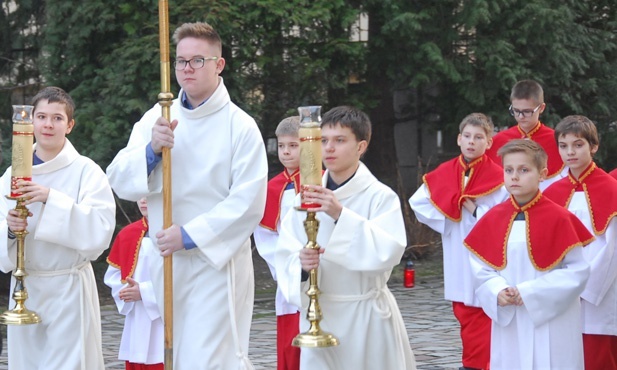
135, 238, 162, 321
517, 246, 590, 327
138, 279, 160, 321
325, 190, 406, 272
409, 184, 448, 235
0, 168, 17, 273
107, 106, 268, 270
275, 208, 307, 308
34, 162, 116, 260
103, 256, 160, 321
580, 217, 617, 306
475, 186, 509, 220
181, 120, 267, 270
253, 225, 278, 280
104, 265, 135, 316
469, 254, 516, 326
106, 107, 158, 201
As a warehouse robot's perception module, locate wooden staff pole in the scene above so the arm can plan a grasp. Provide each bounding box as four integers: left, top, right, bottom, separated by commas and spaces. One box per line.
157, 1, 174, 369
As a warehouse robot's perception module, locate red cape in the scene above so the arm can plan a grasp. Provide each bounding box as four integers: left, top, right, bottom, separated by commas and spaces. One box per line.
544, 162, 617, 235
610, 168, 617, 180
423, 154, 503, 221
464, 192, 594, 271
486, 122, 564, 178
107, 217, 148, 282
259, 169, 300, 230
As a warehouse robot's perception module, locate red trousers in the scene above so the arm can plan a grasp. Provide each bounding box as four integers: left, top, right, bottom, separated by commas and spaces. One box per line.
453, 302, 491, 370
277, 312, 301, 370
125, 361, 164, 370
583, 333, 617, 370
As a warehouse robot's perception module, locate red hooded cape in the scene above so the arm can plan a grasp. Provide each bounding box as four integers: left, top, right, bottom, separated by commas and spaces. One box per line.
486, 122, 564, 178
259, 169, 300, 231
544, 162, 617, 235
423, 154, 503, 221
464, 192, 594, 271
107, 217, 148, 282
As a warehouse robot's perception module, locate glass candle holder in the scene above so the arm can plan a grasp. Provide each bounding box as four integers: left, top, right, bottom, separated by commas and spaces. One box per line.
298, 106, 322, 210
10, 105, 34, 198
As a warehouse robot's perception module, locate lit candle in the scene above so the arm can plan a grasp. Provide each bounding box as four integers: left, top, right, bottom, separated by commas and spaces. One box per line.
298, 106, 323, 210
10, 105, 34, 198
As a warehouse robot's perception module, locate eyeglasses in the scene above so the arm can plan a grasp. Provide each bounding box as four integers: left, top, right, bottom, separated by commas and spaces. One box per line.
173, 56, 218, 70
509, 103, 542, 118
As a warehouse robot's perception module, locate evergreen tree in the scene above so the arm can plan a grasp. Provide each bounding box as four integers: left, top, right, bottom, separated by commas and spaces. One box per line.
2, 0, 617, 176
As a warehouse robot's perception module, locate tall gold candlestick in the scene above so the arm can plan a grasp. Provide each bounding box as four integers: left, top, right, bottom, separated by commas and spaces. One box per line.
157, 1, 174, 368
293, 105, 339, 348
0, 105, 41, 325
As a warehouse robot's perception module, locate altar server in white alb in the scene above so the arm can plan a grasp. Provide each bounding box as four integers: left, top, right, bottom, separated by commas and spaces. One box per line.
409, 113, 508, 370
275, 106, 416, 370
465, 139, 592, 370
105, 198, 164, 370
253, 116, 302, 370
106, 22, 267, 369
0, 86, 116, 370
544, 115, 617, 370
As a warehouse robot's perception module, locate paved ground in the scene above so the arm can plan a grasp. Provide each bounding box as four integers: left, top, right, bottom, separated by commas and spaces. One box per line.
0, 275, 462, 369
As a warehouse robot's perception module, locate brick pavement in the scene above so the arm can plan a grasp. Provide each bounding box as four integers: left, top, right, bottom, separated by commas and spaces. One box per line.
0, 276, 462, 369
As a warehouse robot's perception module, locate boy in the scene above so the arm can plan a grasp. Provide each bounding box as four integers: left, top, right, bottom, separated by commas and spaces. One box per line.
409, 113, 508, 370
275, 106, 416, 370
253, 116, 301, 370
544, 115, 617, 370
465, 139, 592, 370
105, 198, 164, 370
486, 80, 566, 190
106, 22, 267, 368
0, 86, 116, 369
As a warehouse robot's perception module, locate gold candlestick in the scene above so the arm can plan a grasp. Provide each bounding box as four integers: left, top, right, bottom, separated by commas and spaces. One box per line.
157, 2, 174, 368
0, 105, 41, 325
293, 105, 338, 348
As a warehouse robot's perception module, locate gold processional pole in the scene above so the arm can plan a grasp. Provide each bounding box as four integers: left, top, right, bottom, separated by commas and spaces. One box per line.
0, 105, 40, 325
292, 105, 339, 348
157, 2, 174, 369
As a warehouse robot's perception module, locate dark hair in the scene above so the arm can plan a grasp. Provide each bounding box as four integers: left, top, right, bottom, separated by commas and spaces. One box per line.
497, 139, 547, 171
554, 115, 599, 149
321, 106, 371, 145
31, 86, 75, 122
510, 80, 544, 104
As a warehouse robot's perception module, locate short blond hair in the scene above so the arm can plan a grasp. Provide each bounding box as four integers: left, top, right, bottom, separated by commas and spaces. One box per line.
275, 116, 300, 137
173, 22, 222, 54
497, 139, 547, 172
459, 113, 494, 137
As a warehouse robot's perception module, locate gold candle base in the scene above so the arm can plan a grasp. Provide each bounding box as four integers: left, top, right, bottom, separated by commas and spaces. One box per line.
0, 196, 40, 325
0, 307, 41, 326
292, 332, 339, 348
292, 211, 339, 348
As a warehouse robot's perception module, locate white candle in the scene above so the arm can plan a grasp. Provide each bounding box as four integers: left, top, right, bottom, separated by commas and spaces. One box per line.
10, 105, 34, 198
298, 106, 323, 209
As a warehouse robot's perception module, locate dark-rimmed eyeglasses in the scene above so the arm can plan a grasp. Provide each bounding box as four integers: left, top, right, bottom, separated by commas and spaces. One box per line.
509, 103, 542, 118
173, 57, 218, 70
